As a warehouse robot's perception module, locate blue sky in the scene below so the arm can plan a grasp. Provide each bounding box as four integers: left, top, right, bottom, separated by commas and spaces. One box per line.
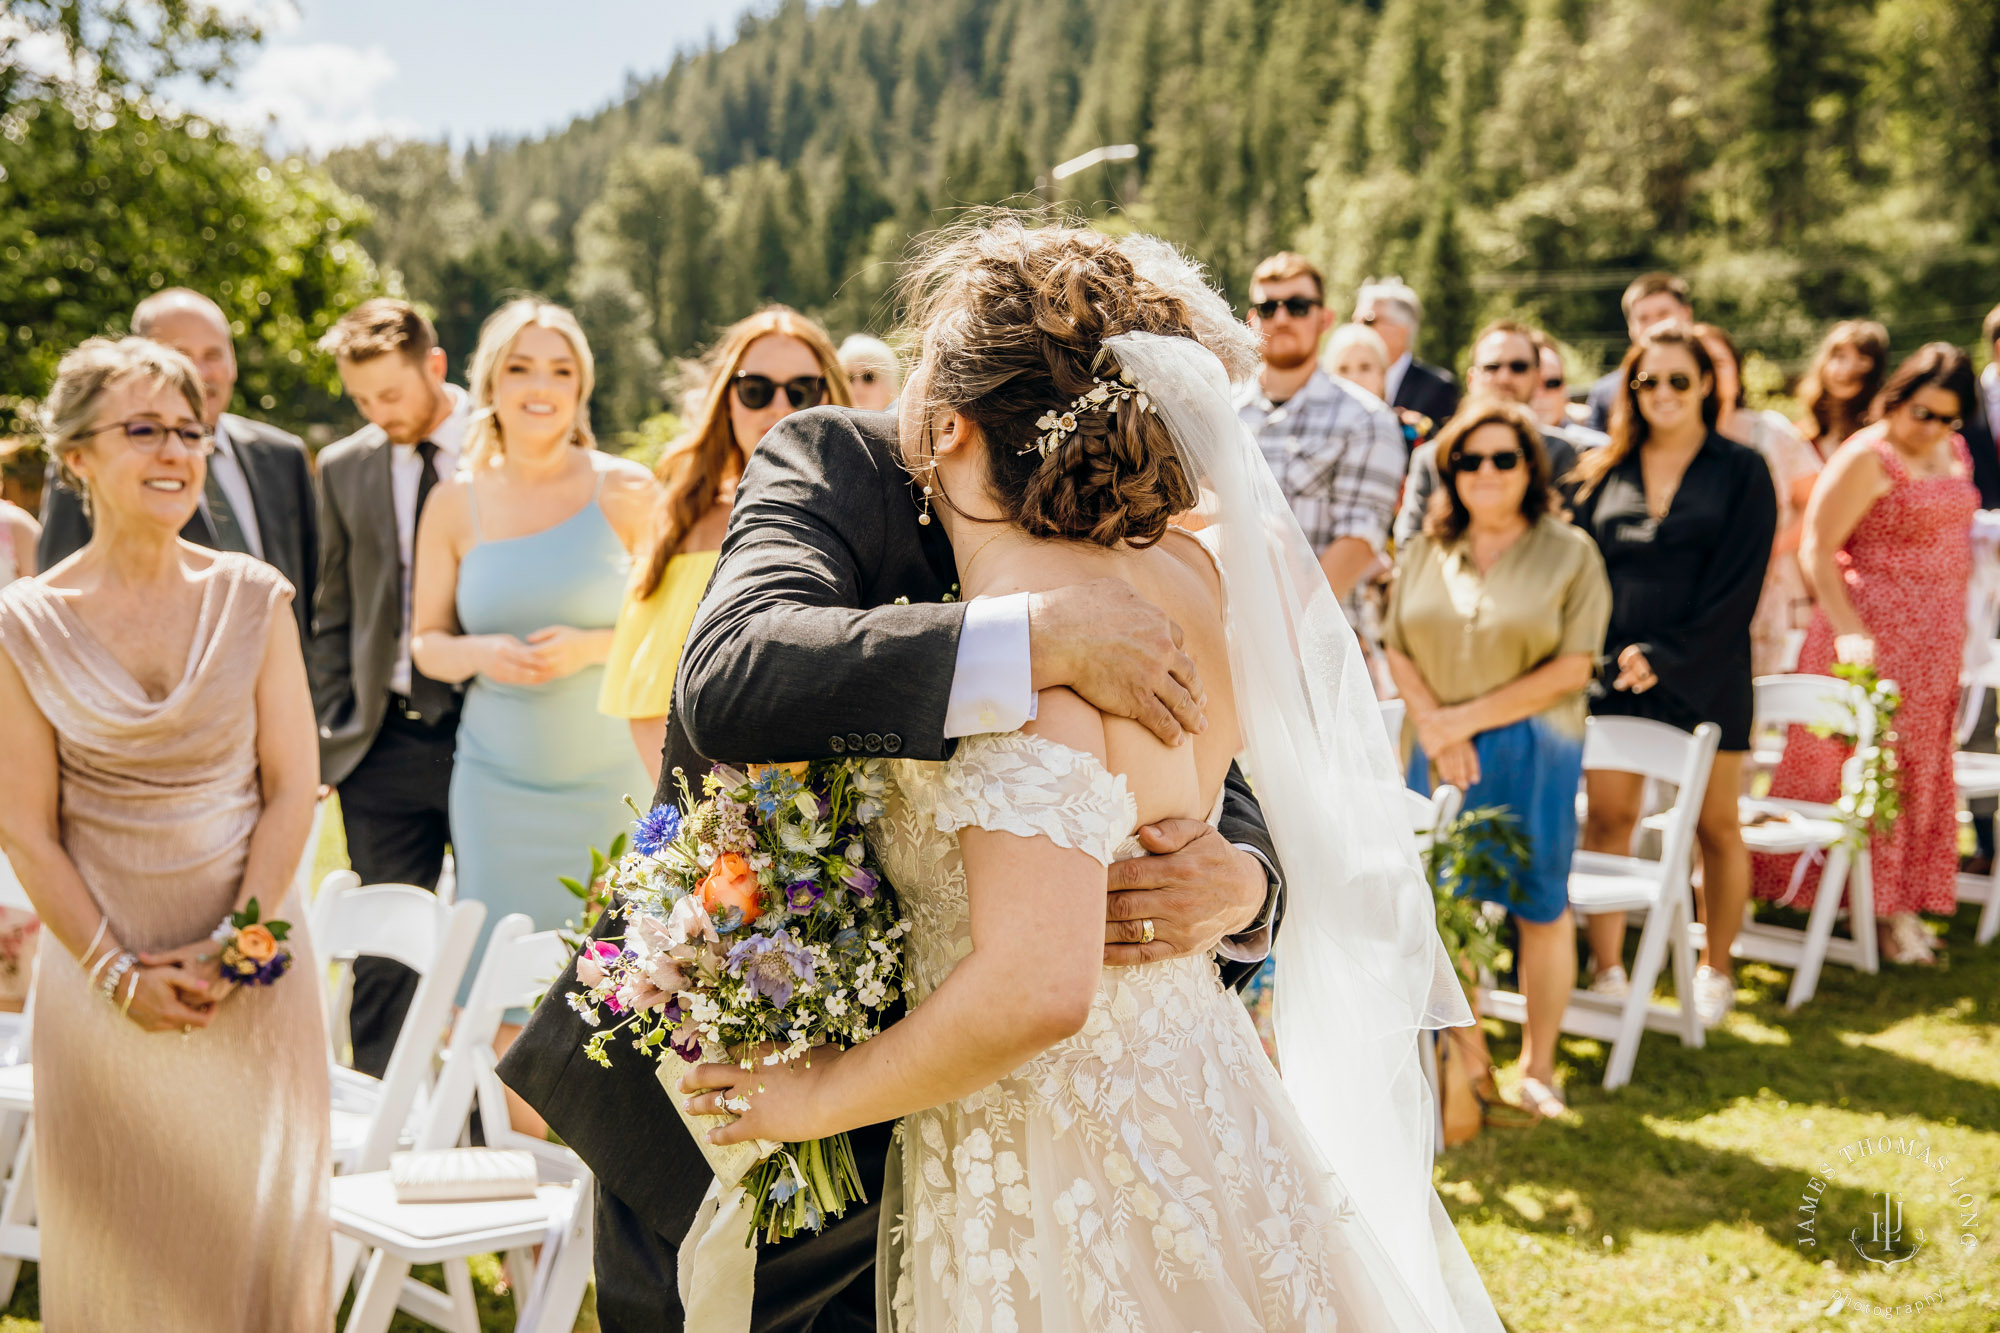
190, 0, 769, 152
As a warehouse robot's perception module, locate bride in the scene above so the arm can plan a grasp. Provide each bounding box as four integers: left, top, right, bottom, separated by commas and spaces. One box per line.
685, 221, 1500, 1331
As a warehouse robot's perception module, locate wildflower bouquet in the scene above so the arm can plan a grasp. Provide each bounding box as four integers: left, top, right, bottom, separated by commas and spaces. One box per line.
567, 760, 907, 1243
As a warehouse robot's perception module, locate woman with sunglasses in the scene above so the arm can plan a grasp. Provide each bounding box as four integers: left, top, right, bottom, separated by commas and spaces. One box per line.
1569, 326, 1777, 1025
1750, 344, 1981, 966
1693, 323, 1822, 677
601, 307, 850, 779
1383, 398, 1610, 1120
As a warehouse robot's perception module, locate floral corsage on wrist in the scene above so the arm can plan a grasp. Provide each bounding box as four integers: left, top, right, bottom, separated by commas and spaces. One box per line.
211, 898, 295, 985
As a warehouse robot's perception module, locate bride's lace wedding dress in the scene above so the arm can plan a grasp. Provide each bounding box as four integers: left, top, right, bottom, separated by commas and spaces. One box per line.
869, 730, 1451, 1332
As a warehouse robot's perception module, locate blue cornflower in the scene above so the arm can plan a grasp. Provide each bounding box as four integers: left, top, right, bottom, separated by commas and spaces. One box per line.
633, 804, 683, 855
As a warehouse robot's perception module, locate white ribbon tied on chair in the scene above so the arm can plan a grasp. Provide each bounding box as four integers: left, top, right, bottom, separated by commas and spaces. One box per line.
658, 1054, 782, 1333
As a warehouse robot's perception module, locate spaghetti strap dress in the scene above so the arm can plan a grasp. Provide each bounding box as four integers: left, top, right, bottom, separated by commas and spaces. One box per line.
449, 471, 651, 1005
1751, 425, 1979, 916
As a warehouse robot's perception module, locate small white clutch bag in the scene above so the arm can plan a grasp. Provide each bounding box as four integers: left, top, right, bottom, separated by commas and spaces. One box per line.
389, 1148, 540, 1204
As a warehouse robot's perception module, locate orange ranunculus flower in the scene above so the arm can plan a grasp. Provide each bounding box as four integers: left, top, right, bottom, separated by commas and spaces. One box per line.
235, 924, 278, 963
698, 852, 763, 925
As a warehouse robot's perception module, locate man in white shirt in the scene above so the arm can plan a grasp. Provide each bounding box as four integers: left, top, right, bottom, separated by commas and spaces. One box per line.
310, 299, 466, 1076
38, 288, 318, 640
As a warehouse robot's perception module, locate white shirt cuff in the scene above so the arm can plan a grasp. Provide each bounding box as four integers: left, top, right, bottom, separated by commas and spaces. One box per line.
1214, 843, 1280, 964
943, 593, 1037, 738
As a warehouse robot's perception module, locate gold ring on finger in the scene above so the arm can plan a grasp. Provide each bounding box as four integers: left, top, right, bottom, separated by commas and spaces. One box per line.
1140, 918, 1156, 944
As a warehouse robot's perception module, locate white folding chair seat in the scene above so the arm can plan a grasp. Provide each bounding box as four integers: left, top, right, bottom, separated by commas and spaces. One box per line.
1481, 715, 1718, 1090
333, 915, 593, 1333
1953, 637, 2000, 945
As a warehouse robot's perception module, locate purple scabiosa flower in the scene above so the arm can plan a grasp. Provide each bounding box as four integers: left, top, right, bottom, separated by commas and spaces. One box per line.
726, 932, 817, 1009
633, 804, 683, 855
843, 865, 879, 900
786, 878, 824, 912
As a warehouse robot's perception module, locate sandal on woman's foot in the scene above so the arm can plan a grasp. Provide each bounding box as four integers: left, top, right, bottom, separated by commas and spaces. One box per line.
1470, 1066, 1538, 1129
1518, 1076, 1566, 1119
1881, 912, 1938, 966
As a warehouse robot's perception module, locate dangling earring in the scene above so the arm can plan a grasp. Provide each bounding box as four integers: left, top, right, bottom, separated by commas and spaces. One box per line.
918, 469, 935, 525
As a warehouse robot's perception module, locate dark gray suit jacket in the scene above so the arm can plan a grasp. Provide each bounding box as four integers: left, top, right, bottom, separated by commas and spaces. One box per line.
308, 423, 427, 786
498, 407, 1285, 1299
38, 412, 317, 641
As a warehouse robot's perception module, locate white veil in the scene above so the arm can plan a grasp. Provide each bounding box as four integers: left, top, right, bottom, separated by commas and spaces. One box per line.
1099, 249, 1501, 1330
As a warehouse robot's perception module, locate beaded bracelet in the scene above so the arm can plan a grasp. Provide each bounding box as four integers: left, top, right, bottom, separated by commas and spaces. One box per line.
97, 951, 137, 1007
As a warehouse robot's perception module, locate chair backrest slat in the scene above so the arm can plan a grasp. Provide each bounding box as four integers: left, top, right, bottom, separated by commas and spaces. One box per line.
417, 915, 571, 1153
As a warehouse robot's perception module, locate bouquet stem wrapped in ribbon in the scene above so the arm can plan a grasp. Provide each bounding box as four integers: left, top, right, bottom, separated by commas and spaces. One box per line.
567, 760, 906, 1258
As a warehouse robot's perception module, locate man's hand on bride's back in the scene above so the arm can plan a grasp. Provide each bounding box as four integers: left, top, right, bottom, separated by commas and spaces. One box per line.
1103, 820, 1265, 966
1029, 579, 1207, 746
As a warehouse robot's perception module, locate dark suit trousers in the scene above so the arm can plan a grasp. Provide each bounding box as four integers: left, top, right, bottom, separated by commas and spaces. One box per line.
337, 704, 456, 1078
593, 1120, 891, 1333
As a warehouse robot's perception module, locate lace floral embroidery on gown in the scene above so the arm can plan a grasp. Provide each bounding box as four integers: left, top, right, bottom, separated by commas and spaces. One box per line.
870, 731, 1413, 1333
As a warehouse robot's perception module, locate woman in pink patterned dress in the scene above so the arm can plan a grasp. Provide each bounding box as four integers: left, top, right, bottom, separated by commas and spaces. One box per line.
1751, 344, 1982, 965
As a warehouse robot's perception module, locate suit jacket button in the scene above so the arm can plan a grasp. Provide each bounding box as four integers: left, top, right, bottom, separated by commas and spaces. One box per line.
864, 733, 883, 753
829, 735, 846, 753
883, 733, 902, 754
846, 733, 864, 752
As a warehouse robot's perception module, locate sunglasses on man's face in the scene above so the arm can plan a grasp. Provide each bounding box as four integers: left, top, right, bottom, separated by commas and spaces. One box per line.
1450, 449, 1523, 474
1251, 297, 1321, 320
1476, 359, 1535, 377
733, 373, 827, 411
1631, 371, 1695, 395
1543, 377, 1565, 391
1909, 404, 1963, 430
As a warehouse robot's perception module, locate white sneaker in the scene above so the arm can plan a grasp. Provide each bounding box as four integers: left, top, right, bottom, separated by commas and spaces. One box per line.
1588, 964, 1630, 998
1693, 966, 1736, 1026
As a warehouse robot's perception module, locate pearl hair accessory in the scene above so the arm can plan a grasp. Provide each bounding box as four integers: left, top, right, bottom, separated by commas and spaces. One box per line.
1026, 370, 1154, 459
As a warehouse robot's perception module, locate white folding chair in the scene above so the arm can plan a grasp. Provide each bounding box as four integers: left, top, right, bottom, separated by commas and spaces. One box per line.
1379, 697, 1407, 750
1482, 716, 1719, 1091
311, 871, 487, 1176
333, 915, 593, 1333
1721, 676, 1880, 1006
1951, 638, 2000, 945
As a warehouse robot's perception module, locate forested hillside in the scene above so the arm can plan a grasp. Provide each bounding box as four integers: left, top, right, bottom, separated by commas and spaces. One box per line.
9, 0, 1996, 440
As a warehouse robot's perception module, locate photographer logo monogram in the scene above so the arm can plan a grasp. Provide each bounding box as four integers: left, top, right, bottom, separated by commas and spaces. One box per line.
1795, 1134, 1985, 1315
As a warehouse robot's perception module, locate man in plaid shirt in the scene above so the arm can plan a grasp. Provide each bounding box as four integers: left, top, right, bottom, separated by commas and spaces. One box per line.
1234, 252, 1407, 627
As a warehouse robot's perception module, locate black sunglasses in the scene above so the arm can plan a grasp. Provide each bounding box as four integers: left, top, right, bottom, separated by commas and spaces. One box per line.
1909, 404, 1963, 429
733, 373, 827, 411
1451, 449, 1523, 474
1543, 376, 1565, 390
1251, 297, 1321, 320
1631, 371, 1695, 394
1477, 359, 1536, 377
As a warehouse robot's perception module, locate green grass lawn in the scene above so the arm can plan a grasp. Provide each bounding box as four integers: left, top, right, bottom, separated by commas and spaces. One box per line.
4, 804, 1995, 1329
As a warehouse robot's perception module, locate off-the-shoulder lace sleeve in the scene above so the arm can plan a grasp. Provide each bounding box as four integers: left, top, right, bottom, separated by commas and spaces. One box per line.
933, 732, 1136, 868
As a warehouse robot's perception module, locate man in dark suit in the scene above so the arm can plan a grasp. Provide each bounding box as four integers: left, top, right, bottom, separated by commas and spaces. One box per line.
1354, 276, 1460, 438
499, 406, 1288, 1333
1584, 272, 1694, 433
38, 288, 317, 640
310, 299, 468, 1077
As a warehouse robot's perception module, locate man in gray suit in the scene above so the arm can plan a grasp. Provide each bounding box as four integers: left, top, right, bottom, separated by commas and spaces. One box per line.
38, 288, 317, 641
310, 299, 467, 1077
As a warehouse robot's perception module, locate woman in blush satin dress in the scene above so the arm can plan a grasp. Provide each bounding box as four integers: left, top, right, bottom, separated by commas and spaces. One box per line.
0, 337, 327, 1330
410, 299, 656, 1134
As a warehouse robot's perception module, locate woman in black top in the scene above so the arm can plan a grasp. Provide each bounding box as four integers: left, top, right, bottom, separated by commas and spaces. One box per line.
1568, 325, 1777, 1027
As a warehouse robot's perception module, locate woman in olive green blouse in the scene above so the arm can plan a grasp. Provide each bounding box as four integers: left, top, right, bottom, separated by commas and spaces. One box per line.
1383, 397, 1611, 1118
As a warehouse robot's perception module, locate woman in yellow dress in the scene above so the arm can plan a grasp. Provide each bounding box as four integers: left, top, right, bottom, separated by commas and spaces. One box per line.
603, 308, 852, 780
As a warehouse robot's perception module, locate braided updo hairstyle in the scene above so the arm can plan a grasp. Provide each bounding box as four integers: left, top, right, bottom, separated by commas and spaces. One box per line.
899, 219, 1227, 547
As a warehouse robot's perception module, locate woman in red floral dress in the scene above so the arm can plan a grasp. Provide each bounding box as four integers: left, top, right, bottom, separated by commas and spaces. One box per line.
1752, 345, 1982, 964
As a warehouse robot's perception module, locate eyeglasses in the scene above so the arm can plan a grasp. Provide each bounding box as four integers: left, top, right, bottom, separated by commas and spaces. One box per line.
1476, 359, 1536, 377
1251, 297, 1321, 320
1543, 377, 1565, 390
848, 370, 881, 386
80, 418, 216, 454
1909, 404, 1963, 429
732, 374, 827, 411
1450, 449, 1523, 474
1631, 372, 1695, 395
